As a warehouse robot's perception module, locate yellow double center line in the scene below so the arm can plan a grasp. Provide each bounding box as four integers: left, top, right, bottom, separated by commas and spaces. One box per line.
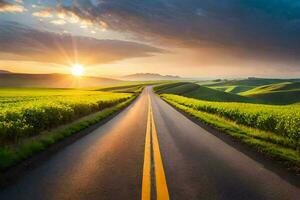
142, 95, 170, 200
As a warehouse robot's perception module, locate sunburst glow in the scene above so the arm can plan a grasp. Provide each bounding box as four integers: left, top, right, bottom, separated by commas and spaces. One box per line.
71, 64, 84, 77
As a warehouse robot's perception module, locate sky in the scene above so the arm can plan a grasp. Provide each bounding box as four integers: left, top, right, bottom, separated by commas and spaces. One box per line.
0, 0, 300, 78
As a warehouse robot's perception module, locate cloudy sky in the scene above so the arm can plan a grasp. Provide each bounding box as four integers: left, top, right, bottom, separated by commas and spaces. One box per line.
0, 0, 300, 78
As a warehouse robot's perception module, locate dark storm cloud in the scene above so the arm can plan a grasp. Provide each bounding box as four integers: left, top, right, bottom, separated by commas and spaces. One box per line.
0, 21, 161, 65
51, 0, 300, 65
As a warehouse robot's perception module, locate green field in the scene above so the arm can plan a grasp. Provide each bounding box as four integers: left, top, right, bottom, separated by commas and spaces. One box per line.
204, 78, 300, 87
2, 78, 300, 171
209, 85, 255, 94
155, 82, 259, 103
198, 78, 300, 105
240, 82, 300, 95
160, 78, 300, 105
238, 82, 300, 104
155, 79, 300, 171
0, 87, 138, 170
161, 94, 300, 142
0, 88, 133, 142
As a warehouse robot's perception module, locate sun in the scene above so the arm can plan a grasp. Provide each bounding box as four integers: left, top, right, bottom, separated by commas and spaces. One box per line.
71, 64, 85, 77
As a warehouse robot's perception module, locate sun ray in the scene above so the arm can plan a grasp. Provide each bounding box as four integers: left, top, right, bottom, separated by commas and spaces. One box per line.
71, 64, 84, 76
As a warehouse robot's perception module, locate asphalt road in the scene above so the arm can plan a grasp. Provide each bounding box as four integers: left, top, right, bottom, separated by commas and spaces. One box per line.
0, 87, 299, 200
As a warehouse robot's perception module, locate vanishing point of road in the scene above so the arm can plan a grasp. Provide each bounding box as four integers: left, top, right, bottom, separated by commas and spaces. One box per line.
0, 87, 299, 200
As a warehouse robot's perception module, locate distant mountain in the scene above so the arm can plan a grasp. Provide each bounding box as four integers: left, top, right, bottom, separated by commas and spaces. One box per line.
0, 73, 122, 88
122, 73, 182, 81
0, 70, 12, 74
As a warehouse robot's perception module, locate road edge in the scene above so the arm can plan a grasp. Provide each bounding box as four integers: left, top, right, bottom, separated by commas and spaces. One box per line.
155, 94, 300, 188
0, 94, 140, 188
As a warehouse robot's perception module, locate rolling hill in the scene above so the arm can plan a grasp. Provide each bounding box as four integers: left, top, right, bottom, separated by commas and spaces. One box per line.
155, 82, 259, 103
157, 79, 300, 105
239, 82, 300, 104
0, 73, 122, 88
207, 77, 300, 87
197, 78, 289, 94
240, 82, 300, 95
209, 85, 254, 94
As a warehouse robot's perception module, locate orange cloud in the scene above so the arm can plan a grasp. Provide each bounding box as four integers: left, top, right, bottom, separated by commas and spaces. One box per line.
32, 9, 53, 18
32, 7, 106, 30
50, 19, 66, 25
0, 1, 25, 13
0, 22, 162, 66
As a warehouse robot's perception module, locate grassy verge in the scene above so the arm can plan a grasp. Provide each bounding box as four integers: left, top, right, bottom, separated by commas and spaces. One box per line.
161, 96, 300, 173
160, 94, 300, 146
0, 96, 136, 171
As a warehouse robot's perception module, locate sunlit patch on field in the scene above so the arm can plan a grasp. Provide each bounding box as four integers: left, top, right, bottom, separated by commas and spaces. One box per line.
0, 88, 132, 142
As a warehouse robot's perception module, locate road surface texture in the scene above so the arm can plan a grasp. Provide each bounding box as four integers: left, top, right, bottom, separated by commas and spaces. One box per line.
0, 87, 299, 200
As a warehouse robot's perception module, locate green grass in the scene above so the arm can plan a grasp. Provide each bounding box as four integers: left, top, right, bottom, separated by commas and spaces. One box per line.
210, 85, 255, 94
0, 96, 136, 170
240, 82, 300, 104
161, 96, 300, 172
208, 86, 229, 92
0, 88, 132, 142
97, 83, 146, 93
158, 79, 300, 105
242, 90, 300, 105
155, 80, 300, 172
154, 82, 259, 103
197, 78, 300, 104
207, 78, 298, 87
0, 85, 143, 170
153, 82, 185, 92
0, 88, 99, 97
161, 94, 300, 144
240, 82, 300, 95
156, 82, 199, 94
196, 80, 227, 86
